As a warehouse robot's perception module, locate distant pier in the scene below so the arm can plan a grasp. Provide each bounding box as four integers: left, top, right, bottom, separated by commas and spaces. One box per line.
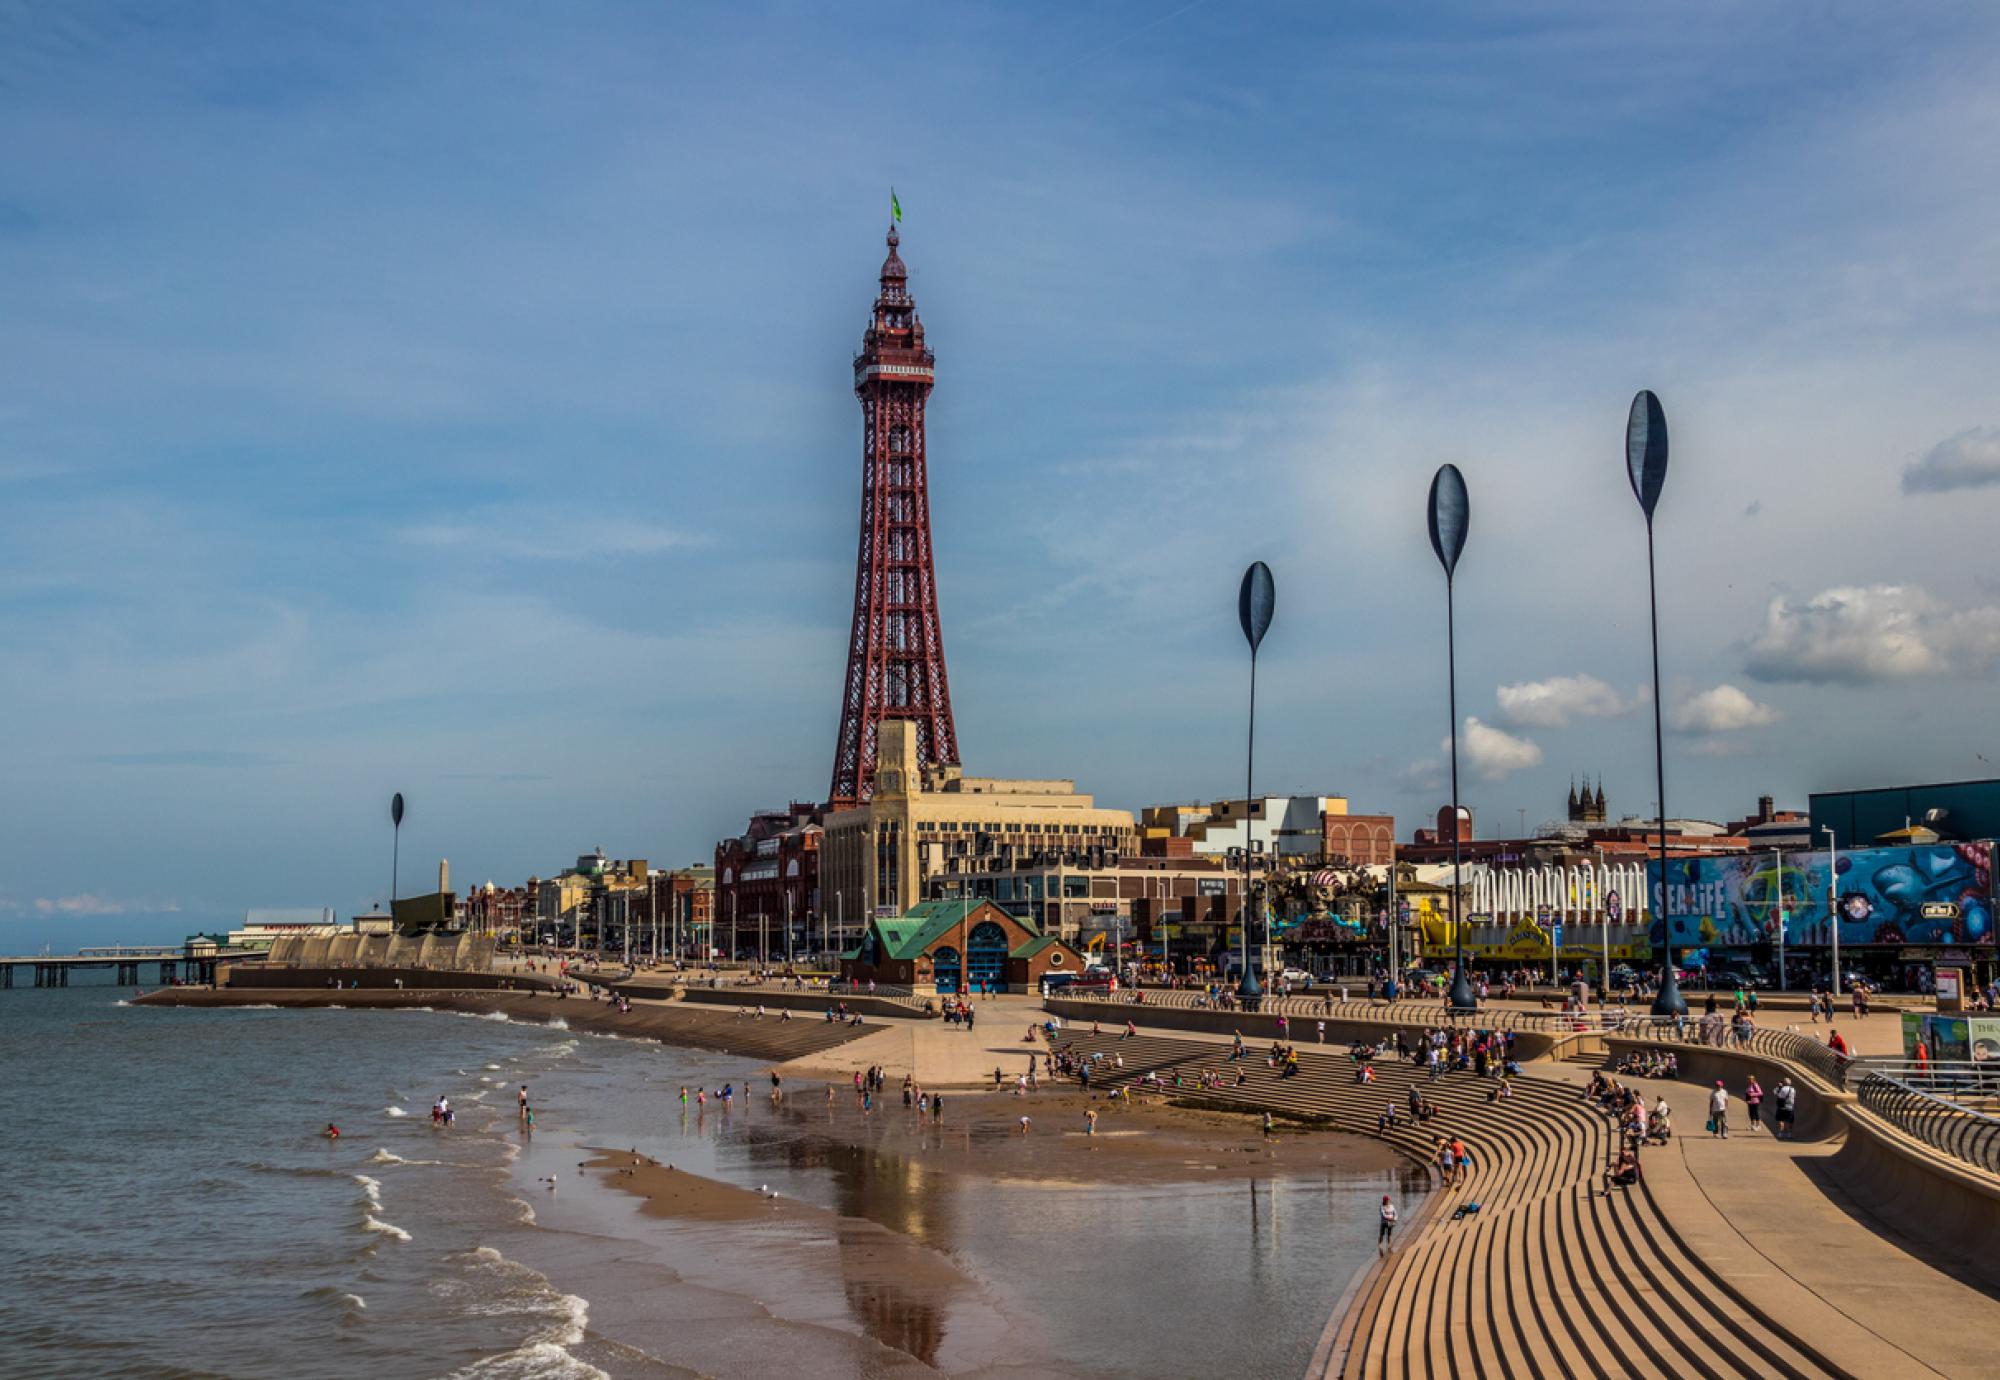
0, 945, 257, 988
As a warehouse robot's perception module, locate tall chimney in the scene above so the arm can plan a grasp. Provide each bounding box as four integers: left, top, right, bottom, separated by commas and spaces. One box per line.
1758, 795, 1774, 824
439, 858, 450, 894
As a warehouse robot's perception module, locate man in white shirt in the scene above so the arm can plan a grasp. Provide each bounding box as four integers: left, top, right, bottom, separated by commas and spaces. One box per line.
1774, 1078, 1797, 1139
1708, 1081, 1729, 1139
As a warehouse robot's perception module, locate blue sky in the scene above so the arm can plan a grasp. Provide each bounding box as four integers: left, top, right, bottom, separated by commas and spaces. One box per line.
4, 2, 1999, 946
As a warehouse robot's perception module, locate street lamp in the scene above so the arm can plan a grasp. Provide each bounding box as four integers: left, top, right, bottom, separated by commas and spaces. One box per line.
1427, 464, 1476, 1014
1237, 560, 1275, 1010
1822, 825, 1842, 997
1626, 390, 1687, 1018
389, 792, 405, 907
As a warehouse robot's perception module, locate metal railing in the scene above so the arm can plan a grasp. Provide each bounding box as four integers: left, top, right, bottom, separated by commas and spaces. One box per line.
1044, 991, 1864, 1086
1856, 1071, 2000, 1176
1608, 1014, 1855, 1088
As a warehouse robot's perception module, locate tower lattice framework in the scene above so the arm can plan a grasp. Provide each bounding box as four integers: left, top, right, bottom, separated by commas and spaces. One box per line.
828, 225, 960, 807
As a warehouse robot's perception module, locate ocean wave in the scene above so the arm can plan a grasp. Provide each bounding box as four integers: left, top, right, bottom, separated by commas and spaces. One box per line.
484, 1063, 502, 1070
353, 1174, 383, 1208
112, 999, 132, 1007
362, 1215, 412, 1242
445, 1340, 606, 1380
511, 1197, 536, 1225
545, 1018, 569, 1031
481, 1011, 511, 1022
301, 1285, 367, 1313
244, 1160, 346, 1180
465, 1090, 490, 1101
234, 1003, 280, 1010
444, 1285, 600, 1380
367, 1148, 456, 1167
384, 1106, 410, 1118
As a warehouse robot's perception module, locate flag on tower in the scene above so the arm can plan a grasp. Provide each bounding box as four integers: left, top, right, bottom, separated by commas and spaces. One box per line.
891, 189, 903, 223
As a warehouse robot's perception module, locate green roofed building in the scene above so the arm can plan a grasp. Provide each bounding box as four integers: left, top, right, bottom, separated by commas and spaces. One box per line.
840, 898, 1082, 994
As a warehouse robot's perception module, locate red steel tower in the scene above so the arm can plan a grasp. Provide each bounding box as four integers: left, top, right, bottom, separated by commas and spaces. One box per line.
829, 225, 960, 807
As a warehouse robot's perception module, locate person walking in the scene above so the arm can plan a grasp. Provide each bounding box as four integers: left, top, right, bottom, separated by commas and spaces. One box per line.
1708, 1080, 1730, 1139
1743, 1075, 1763, 1132
1378, 1195, 1398, 1252
1774, 1077, 1797, 1139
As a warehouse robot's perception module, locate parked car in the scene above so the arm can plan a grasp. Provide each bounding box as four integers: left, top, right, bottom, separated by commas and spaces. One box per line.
1278, 968, 1314, 986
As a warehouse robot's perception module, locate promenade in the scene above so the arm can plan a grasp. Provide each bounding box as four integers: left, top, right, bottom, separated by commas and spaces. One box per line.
1038, 1002, 2000, 1380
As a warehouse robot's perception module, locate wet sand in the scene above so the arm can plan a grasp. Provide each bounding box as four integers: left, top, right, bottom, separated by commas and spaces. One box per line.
136, 984, 880, 1062
554, 1082, 1415, 1379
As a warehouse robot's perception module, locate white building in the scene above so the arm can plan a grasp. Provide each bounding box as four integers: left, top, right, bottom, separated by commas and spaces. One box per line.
228, 907, 342, 953
1141, 796, 1344, 859
1468, 861, 1652, 927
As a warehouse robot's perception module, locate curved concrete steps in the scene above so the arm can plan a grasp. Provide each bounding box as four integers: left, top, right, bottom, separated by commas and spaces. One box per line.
1048, 1029, 1849, 1380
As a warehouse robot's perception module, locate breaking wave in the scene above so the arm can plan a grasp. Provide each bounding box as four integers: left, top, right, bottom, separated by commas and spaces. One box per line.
362, 1215, 411, 1242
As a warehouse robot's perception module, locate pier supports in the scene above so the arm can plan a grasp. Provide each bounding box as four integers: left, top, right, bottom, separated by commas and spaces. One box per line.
34, 963, 69, 987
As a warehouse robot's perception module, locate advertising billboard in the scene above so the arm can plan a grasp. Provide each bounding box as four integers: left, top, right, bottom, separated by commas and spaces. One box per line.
1647, 844, 1994, 949
1900, 1011, 2000, 1062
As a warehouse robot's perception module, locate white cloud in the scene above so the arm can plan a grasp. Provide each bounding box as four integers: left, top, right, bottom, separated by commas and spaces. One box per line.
1495, 674, 1632, 729
1744, 584, 2000, 684
31, 894, 179, 917
398, 516, 696, 560
1669, 684, 1780, 733
1448, 716, 1544, 781
1398, 758, 1447, 795
1902, 426, 2000, 494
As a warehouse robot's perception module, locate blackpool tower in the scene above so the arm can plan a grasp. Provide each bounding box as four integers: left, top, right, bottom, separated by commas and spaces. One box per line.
828, 225, 960, 807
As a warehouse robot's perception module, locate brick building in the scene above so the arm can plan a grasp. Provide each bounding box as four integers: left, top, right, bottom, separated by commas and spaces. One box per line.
715, 803, 822, 961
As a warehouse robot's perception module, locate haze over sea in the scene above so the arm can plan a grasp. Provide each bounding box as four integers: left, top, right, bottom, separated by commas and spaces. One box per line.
2, 983, 1419, 1379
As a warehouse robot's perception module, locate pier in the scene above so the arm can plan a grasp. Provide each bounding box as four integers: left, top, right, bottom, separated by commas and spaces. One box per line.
0, 945, 257, 989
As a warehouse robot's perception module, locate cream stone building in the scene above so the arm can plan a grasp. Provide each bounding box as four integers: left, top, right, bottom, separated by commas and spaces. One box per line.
822, 720, 1137, 924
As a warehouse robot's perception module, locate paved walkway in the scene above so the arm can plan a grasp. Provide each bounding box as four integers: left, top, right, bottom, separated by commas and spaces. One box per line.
1467, 1056, 2000, 1378
1673, 1096, 1996, 1377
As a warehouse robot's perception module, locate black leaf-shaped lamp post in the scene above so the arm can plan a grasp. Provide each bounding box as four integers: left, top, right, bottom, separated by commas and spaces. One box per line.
390, 792, 406, 909
1427, 465, 1478, 1014
1627, 391, 1687, 1018
1237, 561, 1275, 1009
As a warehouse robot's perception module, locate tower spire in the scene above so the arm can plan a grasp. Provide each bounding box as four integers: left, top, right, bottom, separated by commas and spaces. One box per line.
830, 225, 959, 808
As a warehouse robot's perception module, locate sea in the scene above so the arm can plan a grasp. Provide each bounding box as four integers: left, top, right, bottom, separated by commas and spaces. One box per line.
0, 983, 1425, 1379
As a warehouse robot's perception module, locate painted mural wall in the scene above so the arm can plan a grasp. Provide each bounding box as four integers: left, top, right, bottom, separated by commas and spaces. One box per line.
1646, 844, 1994, 949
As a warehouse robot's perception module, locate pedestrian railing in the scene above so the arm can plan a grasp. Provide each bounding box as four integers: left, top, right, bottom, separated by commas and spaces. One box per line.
1850, 1059, 2000, 1101
1045, 991, 1866, 1086
1607, 1015, 1854, 1089
1855, 1071, 2000, 1176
